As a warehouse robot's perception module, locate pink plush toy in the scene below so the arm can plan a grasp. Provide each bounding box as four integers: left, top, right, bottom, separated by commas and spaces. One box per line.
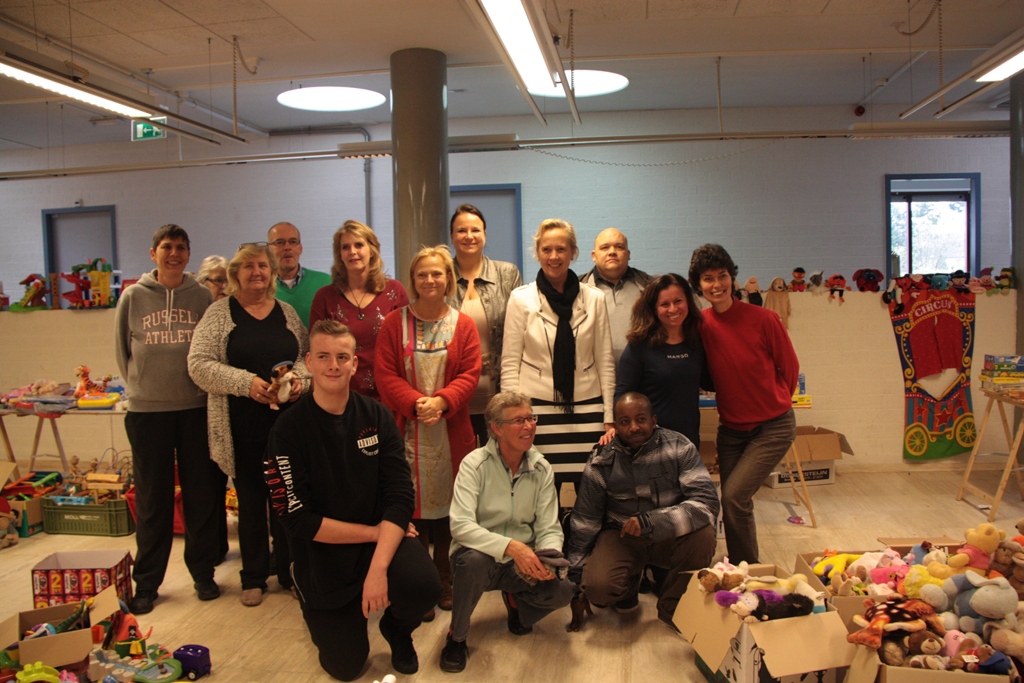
869, 564, 910, 588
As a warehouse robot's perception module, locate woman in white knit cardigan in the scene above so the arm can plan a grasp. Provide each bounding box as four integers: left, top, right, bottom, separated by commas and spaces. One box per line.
188, 242, 310, 607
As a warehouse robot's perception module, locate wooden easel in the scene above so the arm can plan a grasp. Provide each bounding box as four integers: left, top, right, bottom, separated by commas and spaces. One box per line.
780, 439, 817, 528
957, 389, 1024, 522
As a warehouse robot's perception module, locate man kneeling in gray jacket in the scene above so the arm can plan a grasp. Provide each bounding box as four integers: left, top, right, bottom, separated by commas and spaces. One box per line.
567, 392, 719, 630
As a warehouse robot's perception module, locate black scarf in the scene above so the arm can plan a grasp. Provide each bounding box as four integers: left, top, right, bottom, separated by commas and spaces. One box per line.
536, 269, 580, 412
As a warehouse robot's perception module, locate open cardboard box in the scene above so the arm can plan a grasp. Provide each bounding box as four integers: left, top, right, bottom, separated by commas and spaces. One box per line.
795, 539, 964, 633
674, 564, 856, 683
846, 642, 1019, 683
0, 585, 120, 669
790, 426, 854, 462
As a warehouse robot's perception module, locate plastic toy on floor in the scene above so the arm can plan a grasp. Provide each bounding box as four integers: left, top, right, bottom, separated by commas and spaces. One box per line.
172, 645, 210, 680
14, 662, 60, 683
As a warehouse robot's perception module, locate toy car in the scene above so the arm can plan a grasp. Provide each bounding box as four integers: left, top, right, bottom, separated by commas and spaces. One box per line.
173, 645, 211, 680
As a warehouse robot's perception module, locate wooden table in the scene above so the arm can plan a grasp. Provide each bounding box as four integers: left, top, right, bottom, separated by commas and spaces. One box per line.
0, 406, 126, 474
957, 389, 1024, 522
0, 410, 16, 467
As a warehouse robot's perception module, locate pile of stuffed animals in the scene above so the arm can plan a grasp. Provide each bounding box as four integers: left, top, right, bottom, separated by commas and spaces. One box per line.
808, 520, 1024, 674
696, 560, 824, 624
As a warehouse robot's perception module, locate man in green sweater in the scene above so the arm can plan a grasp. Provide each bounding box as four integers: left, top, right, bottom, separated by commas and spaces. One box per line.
269, 221, 331, 328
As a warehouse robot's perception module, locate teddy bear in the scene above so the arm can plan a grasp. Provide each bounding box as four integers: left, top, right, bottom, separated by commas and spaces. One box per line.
1013, 518, 1024, 547
697, 559, 748, 593
921, 572, 1019, 637
990, 540, 1023, 578
951, 645, 1013, 674
948, 524, 1006, 576
1006, 552, 1024, 600
0, 498, 19, 550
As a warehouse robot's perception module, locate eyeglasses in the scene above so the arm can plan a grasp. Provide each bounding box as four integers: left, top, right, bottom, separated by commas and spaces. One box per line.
239, 241, 268, 250
206, 278, 227, 285
497, 415, 539, 426
270, 238, 301, 248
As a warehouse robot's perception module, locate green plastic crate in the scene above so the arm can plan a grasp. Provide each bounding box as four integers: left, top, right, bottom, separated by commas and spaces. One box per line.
42, 498, 135, 537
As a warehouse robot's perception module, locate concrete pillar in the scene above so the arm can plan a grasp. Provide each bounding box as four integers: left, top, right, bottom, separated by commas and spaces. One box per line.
390, 48, 449, 274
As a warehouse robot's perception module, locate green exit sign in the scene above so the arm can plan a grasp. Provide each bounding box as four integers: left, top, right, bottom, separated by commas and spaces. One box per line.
131, 117, 167, 141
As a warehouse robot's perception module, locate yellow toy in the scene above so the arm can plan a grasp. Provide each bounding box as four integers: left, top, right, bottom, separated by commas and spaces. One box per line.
902, 564, 945, 599
948, 524, 1006, 576
744, 573, 810, 595
813, 553, 864, 580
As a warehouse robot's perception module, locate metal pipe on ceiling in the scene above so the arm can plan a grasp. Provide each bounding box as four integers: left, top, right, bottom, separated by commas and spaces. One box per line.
857, 51, 928, 107
0, 123, 1009, 181
0, 15, 268, 137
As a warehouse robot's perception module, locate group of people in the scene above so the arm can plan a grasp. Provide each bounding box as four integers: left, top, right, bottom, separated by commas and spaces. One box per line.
113, 208, 799, 680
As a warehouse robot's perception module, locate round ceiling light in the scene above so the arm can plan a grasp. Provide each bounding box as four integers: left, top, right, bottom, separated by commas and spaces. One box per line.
276, 86, 386, 112
527, 70, 629, 98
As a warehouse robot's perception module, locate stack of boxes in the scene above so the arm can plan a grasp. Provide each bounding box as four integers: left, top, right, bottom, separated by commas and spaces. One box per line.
979, 355, 1024, 393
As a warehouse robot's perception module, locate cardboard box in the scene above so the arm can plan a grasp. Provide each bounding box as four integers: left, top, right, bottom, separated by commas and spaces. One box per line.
795, 550, 883, 632
796, 540, 964, 633
10, 495, 43, 537
765, 462, 836, 488
846, 642, 1018, 683
790, 426, 854, 462
0, 586, 120, 669
674, 565, 856, 683
31, 549, 133, 609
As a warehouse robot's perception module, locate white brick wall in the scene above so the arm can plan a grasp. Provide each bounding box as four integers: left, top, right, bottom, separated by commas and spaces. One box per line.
0, 105, 1011, 295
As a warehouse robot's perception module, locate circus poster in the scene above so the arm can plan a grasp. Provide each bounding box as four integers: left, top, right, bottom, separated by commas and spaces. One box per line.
888, 288, 977, 460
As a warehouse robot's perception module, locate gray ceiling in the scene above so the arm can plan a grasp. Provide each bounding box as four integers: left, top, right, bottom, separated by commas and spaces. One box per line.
0, 0, 1020, 151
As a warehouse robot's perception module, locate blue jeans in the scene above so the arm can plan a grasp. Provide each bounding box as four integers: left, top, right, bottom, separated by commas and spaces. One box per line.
716, 409, 796, 564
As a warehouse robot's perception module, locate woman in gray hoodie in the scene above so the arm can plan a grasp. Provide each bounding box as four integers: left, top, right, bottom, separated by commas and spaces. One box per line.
114, 224, 224, 615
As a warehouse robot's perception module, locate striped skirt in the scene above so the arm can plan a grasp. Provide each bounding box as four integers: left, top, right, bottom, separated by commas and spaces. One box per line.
531, 395, 605, 473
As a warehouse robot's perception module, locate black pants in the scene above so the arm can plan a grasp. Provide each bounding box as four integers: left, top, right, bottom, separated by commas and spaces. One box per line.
233, 437, 291, 591
126, 408, 221, 591
300, 538, 441, 681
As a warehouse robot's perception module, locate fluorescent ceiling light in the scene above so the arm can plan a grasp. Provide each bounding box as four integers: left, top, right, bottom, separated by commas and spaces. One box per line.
479, 0, 554, 92
977, 51, 1024, 81
277, 86, 385, 112
0, 59, 153, 119
528, 70, 629, 98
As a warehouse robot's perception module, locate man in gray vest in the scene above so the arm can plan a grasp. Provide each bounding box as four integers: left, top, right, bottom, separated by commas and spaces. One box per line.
580, 228, 652, 364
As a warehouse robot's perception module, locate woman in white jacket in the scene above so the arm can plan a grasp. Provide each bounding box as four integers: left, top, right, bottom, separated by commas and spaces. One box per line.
501, 219, 615, 488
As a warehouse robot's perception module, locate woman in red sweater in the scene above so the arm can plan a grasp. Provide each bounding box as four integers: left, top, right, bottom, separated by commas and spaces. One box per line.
376, 245, 481, 621
688, 244, 799, 564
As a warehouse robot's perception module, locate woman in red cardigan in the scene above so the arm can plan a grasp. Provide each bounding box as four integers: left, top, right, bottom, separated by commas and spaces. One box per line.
376, 245, 481, 622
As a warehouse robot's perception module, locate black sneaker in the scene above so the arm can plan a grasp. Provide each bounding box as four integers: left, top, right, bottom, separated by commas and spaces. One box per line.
194, 580, 220, 601
439, 633, 468, 673
501, 591, 532, 636
614, 589, 639, 614
130, 590, 159, 615
379, 612, 419, 675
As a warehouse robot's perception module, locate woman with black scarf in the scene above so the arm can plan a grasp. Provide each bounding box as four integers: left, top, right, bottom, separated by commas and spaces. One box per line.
500, 219, 616, 490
